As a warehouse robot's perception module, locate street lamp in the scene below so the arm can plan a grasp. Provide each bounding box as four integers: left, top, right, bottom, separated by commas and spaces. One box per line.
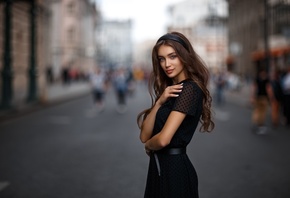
1, 0, 13, 109
263, 0, 270, 72
27, 0, 38, 102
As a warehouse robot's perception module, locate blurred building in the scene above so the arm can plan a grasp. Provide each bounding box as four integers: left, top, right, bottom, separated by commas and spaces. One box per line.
47, 0, 98, 81
96, 20, 133, 69
167, 0, 228, 71
133, 39, 155, 69
0, 0, 99, 109
191, 15, 228, 71
168, 0, 209, 28
0, 0, 50, 108
227, 0, 290, 78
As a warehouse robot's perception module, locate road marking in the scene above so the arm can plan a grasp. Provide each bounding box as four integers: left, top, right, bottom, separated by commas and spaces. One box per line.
0, 181, 10, 192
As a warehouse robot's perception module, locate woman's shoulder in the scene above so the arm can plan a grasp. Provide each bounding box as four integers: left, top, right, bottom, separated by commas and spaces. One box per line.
182, 79, 201, 89
178, 79, 202, 96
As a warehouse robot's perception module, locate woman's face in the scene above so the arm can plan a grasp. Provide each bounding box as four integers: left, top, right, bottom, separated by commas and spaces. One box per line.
157, 44, 186, 84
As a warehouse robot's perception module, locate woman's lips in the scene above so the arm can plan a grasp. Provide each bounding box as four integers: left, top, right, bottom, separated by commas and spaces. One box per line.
166, 69, 174, 74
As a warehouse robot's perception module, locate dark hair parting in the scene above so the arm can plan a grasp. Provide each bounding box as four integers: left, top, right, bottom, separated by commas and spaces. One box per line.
157, 33, 189, 51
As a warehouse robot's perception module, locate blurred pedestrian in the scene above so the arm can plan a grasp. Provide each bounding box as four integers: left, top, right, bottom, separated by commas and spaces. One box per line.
126, 68, 136, 96
250, 69, 274, 134
89, 67, 107, 112
62, 67, 70, 85
213, 69, 227, 106
113, 67, 129, 113
281, 65, 290, 126
270, 70, 284, 127
137, 32, 215, 198
46, 65, 53, 84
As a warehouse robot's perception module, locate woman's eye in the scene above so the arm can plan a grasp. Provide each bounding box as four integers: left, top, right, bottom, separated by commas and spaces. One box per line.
170, 55, 176, 59
158, 57, 165, 62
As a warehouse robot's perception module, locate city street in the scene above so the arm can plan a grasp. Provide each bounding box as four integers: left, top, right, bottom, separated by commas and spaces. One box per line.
0, 84, 290, 198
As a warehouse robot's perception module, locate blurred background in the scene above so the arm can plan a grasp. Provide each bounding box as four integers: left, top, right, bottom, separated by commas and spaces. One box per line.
0, 0, 290, 197
1, 0, 290, 108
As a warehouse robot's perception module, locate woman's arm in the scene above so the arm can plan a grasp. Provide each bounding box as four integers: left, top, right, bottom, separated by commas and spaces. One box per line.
140, 84, 183, 143
145, 111, 186, 151
139, 102, 162, 143
250, 81, 257, 105
266, 82, 274, 102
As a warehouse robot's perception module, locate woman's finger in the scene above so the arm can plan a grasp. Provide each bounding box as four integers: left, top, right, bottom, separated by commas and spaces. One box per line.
169, 86, 183, 93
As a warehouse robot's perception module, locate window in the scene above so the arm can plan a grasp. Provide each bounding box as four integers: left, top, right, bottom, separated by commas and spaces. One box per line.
67, 1, 75, 15
67, 27, 75, 43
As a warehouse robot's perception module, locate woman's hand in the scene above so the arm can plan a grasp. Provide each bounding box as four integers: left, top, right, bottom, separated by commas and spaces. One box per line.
140, 84, 183, 144
157, 84, 183, 106
145, 144, 152, 156
145, 148, 152, 156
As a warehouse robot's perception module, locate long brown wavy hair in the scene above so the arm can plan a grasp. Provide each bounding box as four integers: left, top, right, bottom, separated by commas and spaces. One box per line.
137, 32, 214, 132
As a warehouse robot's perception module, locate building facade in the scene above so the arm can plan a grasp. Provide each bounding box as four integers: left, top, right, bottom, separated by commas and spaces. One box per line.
47, 0, 98, 81
167, 0, 228, 71
96, 20, 133, 69
227, 0, 290, 78
0, 0, 49, 108
0, 0, 98, 109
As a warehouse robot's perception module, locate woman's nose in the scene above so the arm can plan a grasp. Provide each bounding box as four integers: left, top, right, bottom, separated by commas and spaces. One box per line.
165, 59, 170, 68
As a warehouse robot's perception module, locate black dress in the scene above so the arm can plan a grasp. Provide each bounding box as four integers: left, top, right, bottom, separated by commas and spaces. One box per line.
144, 79, 203, 198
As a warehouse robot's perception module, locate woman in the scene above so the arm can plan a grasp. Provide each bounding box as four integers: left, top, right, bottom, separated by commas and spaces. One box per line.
250, 69, 273, 134
137, 32, 215, 198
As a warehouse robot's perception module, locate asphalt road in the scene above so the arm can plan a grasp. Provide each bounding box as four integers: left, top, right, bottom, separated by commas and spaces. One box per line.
0, 84, 290, 198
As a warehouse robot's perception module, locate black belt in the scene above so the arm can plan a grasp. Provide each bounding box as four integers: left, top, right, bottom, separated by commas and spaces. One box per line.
156, 147, 186, 155
153, 147, 186, 176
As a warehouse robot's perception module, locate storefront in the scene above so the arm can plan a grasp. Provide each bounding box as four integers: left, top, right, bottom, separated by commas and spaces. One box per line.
251, 46, 290, 76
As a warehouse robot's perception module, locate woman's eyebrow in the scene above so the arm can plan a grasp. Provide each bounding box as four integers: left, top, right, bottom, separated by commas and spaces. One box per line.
158, 52, 176, 57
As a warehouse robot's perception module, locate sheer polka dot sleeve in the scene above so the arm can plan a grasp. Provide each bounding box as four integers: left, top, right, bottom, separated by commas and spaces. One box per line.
172, 81, 203, 116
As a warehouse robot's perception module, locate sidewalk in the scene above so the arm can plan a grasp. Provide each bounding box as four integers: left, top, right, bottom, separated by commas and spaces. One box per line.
45, 82, 91, 103
0, 82, 91, 122
0, 81, 252, 122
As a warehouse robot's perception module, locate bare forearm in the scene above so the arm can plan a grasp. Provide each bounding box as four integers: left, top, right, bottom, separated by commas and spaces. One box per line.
141, 84, 183, 145
140, 102, 161, 143
145, 133, 167, 151
145, 111, 185, 151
